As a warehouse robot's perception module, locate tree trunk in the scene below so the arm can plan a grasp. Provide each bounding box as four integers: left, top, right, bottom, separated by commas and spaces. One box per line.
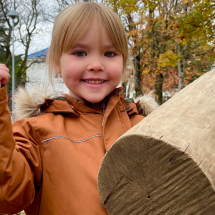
177, 43, 185, 91
177, 3, 188, 92
155, 72, 163, 105
126, 13, 142, 97
149, 7, 164, 103
98, 70, 215, 214
134, 56, 142, 97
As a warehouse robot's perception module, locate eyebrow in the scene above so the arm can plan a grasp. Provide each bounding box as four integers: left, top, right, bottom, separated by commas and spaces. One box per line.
73, 43, 90, 48
73, 43, 115, 49
103, 44, 115, 48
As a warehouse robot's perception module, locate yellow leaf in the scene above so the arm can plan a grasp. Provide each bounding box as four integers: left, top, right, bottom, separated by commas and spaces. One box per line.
159, 50, 179, 67
142, 68, 150, 74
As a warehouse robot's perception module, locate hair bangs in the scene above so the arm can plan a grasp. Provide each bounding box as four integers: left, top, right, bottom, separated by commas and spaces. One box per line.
62, 8, 96, 53
95, 6, 128, 67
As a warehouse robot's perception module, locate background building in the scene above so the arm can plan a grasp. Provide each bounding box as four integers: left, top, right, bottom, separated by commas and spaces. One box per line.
26, 48, 69, 95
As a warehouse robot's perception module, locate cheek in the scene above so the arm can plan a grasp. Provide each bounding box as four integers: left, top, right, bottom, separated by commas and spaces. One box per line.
62, 65, 82, 81
109, 63, 123, 81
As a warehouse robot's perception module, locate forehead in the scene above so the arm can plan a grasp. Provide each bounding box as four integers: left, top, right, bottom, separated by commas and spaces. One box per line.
72, 21, 115, 49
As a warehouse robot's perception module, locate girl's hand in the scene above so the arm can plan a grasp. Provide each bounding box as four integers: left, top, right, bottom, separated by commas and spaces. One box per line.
0, 64, 10, 88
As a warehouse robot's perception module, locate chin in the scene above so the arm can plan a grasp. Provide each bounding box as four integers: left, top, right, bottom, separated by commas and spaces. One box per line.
84, 96, 105, 104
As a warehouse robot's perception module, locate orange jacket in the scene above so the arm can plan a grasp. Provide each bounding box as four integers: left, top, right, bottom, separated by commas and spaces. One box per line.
0, 86, 157, 215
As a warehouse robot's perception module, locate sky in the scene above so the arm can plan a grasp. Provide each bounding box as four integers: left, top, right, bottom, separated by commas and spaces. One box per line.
14, 22, 53, 56
12, 0, 57, 56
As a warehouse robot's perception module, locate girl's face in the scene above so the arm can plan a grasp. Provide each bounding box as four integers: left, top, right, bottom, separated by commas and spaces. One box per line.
54, 21, 123, 103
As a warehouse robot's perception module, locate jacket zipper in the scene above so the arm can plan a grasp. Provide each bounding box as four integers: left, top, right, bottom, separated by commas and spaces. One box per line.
101, 101, 106, 126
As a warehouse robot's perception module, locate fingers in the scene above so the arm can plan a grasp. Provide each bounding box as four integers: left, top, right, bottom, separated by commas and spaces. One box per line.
0, 64, 9, 72
0, 64, 10, 87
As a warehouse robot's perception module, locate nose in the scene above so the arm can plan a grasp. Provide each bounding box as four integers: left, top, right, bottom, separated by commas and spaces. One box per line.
87, 58, 104, 72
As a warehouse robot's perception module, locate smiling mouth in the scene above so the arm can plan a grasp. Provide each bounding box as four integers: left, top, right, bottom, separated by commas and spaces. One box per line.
83, 80, 106, 84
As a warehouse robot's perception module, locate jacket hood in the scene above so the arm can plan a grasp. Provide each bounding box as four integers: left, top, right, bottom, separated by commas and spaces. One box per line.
13, 86, 159, 121
13, 86, 56, 120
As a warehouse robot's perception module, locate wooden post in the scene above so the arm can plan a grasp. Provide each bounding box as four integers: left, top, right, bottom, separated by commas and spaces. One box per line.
98, 70, 215, 214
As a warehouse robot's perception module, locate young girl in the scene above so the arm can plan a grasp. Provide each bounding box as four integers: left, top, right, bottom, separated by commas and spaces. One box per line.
0, 2, 157, 215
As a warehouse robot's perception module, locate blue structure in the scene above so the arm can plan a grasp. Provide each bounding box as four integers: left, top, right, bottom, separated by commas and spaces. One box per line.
27, 48, 49, 58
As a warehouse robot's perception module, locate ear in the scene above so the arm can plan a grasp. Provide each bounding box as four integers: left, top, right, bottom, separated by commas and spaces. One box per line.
53, 59, 61, 74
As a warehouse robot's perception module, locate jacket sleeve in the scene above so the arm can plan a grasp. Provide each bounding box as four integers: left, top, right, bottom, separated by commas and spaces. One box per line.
0, 86, 42, 214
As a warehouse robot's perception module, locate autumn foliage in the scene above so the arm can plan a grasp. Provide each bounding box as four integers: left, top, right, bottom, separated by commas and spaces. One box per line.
104, 0, 215, 104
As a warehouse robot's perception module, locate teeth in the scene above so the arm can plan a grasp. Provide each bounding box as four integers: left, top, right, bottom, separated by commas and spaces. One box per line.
85, 80, 104, 84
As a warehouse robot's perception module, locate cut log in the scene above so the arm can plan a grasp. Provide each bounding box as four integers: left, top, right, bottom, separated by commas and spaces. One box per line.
98, 69, 215, 215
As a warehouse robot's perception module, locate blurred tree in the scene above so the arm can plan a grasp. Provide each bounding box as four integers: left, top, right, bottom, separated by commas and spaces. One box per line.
104, 0, 215, 104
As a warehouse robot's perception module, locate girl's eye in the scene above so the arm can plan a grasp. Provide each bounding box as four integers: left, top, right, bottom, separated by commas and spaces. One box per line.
105, 52, 116, 57
74, 51, 87, 57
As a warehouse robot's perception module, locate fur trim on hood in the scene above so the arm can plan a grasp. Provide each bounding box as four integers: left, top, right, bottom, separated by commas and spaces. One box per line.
135, 94, 159, 116
13, 86, 159, 121
13, 86, 56, 121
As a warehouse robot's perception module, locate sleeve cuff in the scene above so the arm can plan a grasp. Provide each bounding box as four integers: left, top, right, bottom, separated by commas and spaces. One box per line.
0, 85, 8, 102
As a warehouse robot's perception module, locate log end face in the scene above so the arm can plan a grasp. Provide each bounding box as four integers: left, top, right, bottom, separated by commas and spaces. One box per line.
98, 135, 215, 214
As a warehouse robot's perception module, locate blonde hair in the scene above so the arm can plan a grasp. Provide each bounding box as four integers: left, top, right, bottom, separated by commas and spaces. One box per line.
47, 2, 131, 84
